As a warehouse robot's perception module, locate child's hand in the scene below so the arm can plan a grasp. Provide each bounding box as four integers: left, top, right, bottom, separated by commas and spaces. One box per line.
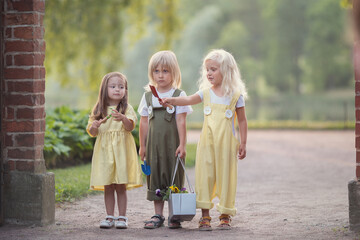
161, 97, 173, 106
238, 143, 246, 160
111, 109, 125, 122
175, 145, 186, 159
91, 117, 107, 129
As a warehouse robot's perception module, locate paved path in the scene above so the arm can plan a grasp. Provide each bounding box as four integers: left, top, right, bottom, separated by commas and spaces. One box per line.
1, 130, 359, 239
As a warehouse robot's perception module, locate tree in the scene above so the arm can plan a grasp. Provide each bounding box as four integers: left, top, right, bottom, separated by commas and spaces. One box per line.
45, 0, 181, 96
302, 0, 352, 92
262, 0, 310, 94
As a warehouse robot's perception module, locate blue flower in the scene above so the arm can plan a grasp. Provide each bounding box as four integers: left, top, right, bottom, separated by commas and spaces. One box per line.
155, 189, 161, 197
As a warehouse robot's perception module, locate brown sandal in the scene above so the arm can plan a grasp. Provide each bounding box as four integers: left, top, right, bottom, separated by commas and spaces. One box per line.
217, 214, 231, 230
198, 216, 212, 231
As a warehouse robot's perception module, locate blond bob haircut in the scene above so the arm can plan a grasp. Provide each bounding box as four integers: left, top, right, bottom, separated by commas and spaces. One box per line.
90, 72, 128, 120
198, 49, 247, 99
146, 50, 181, 90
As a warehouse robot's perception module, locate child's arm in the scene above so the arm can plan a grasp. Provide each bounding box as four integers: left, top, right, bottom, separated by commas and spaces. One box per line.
175, 113, 187, 159
139, 116, 148, 161
162, 94, 202, 106
236, 107, 247, 160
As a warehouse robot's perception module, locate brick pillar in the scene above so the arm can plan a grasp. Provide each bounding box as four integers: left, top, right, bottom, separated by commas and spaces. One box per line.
0, 0, 4, 226
2, 0, 54, 225
350, 0, 360, 231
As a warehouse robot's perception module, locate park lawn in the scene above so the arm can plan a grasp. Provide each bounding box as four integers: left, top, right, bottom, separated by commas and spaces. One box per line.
50, 163, 100, 203
51, 143, 197, 203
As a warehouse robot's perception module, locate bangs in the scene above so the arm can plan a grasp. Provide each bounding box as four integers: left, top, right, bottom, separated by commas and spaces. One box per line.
147, 50, 181, 88
150, 55, 176, 72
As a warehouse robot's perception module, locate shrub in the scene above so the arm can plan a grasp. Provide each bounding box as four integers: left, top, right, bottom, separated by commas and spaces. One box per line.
45, 106, 141, 168
44, 106, 94, 168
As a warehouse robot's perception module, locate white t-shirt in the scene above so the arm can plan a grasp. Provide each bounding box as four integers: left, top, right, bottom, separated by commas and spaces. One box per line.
196, 89, 245, 107
138, 88, 193, 116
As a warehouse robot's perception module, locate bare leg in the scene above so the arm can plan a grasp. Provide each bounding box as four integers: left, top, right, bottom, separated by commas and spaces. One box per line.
198, 208, 212, 231
115, 184, 127, 220
154, 200, 164, 215
104, 185, 115, 221
202, 209, 210, 218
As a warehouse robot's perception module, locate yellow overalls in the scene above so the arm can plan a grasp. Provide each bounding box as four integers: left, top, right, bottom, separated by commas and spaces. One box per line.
195, 88, 241, 216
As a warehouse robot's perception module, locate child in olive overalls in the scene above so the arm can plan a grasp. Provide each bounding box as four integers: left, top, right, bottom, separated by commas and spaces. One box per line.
138, 50, 192, 229
162, 49, 248, 231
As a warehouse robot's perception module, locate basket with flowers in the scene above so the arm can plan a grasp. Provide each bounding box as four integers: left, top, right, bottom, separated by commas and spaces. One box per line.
155, 185, 188, 201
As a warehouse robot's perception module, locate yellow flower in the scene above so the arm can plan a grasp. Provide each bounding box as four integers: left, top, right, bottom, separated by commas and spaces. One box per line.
169, 185, 180, 193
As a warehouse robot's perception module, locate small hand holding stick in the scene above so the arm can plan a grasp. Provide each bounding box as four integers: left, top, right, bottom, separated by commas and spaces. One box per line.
149, 85, 174, 109
89, 115, 110, 136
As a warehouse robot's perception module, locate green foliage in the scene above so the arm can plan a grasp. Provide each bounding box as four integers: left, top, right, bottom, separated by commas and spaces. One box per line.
132, 106, 140, 150
45, 106, 94, 168
303, 0, 352, 92
247, 120, 354, 130
45, 0, 354, 124
45, 105, 141, 168
45, 0, 181, 103
185, 144, 196, 167
340, 0, 352, 8
45, 0, 130, 92
155, 0, 182, 50
50, 163, 100, 202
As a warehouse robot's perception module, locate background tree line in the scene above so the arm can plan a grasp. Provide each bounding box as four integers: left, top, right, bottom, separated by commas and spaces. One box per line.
44, 0, 353, 122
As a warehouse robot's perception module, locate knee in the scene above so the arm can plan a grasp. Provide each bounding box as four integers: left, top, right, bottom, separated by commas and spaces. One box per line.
104, 184, 115, 192
115, 184, 126, 193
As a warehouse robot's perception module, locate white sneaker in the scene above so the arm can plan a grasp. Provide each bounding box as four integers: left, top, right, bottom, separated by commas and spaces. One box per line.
116, 216, 128, 229
100, 216, 115, 229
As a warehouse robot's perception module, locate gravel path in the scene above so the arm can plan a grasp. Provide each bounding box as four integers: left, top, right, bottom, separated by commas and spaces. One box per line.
1, 130, 358, 239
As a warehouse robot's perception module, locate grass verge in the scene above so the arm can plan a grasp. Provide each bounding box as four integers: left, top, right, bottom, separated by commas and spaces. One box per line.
187, 121, 355, 130
49, 164, 101, 203
51, 143, 197, 203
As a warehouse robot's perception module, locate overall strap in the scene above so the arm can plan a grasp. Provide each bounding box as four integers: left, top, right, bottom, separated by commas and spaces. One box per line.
203, 88, 211, 105
145, 91, 153, 108
172, 88, 182, 98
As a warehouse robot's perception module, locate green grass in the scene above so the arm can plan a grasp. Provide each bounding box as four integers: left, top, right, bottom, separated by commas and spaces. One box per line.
49, 164, 101, 203
185, 143, 196, 168
50, 143, 197, 203
247, 120, 355, 130
187, 121, 355, 130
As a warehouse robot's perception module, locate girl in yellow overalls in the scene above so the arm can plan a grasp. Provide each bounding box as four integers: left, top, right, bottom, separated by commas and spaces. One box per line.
162, 49, 248, 231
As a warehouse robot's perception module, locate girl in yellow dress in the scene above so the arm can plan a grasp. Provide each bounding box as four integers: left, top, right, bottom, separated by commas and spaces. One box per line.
87, 72, 142, 229
162, 49, 248, 231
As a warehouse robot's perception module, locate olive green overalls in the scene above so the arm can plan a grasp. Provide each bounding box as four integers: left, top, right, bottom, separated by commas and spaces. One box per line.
145, 89, 184, 201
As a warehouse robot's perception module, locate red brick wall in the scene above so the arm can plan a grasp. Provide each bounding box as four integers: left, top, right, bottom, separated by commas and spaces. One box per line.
2, 0, 46, 175
355, 0, 360, 179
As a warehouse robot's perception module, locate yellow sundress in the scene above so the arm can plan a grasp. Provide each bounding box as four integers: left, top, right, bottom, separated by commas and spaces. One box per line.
86, 104, 142, 191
